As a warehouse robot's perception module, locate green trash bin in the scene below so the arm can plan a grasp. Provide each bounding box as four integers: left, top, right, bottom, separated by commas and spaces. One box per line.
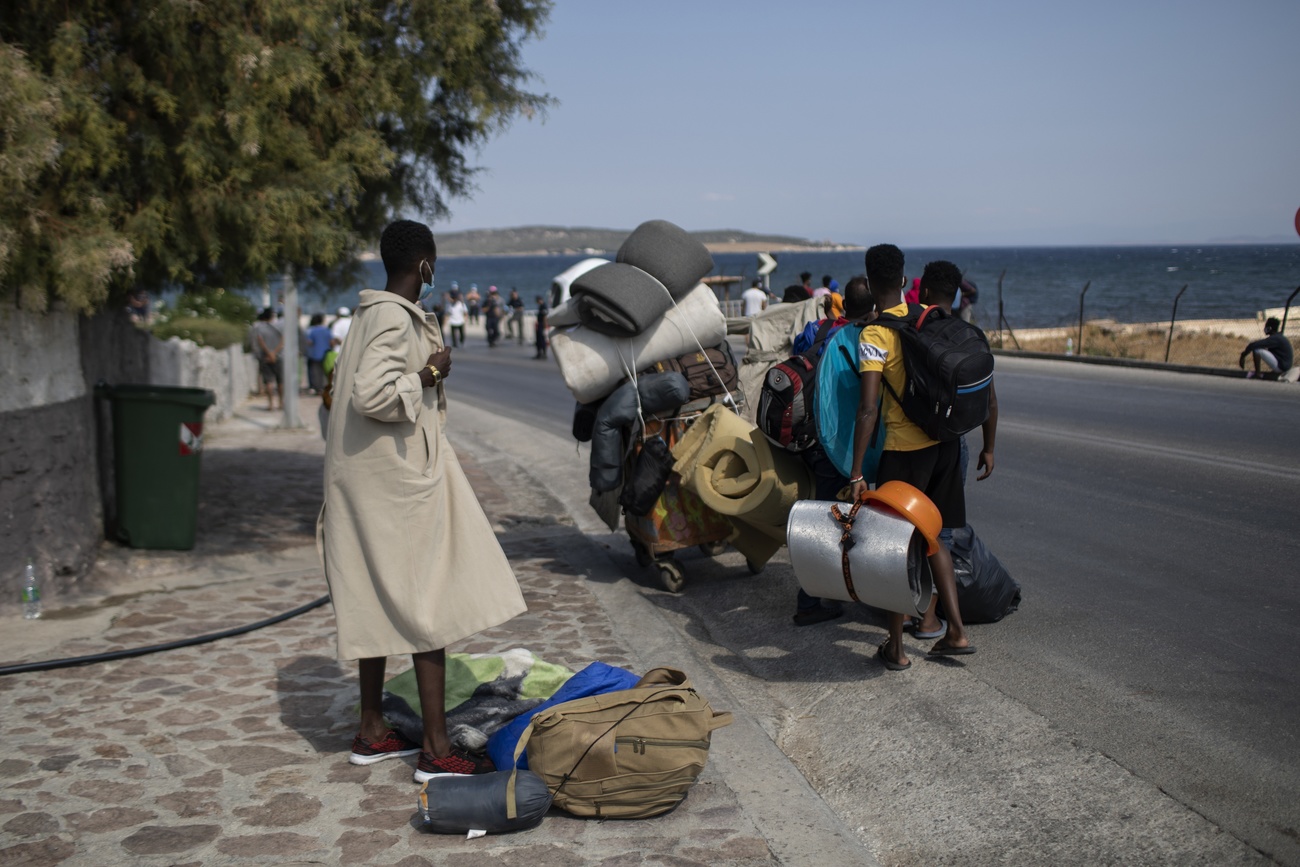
96, 384, 217, 550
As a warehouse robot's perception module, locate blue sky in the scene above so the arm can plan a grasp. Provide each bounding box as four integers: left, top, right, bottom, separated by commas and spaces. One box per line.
436, 0, 1300, 246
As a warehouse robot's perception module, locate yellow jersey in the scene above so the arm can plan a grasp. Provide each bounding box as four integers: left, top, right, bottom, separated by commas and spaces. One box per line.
857, 303, 937, 452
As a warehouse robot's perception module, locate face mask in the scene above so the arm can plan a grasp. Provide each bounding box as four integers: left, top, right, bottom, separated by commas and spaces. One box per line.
417, 260, 435, 303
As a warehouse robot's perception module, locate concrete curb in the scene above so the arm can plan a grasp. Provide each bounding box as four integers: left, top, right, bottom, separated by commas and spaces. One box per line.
991, 348, 1253, 378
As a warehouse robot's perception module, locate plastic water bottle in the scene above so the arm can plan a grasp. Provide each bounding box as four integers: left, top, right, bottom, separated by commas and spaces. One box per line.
1065, 337, 1074, 356
21, 560, 41, 620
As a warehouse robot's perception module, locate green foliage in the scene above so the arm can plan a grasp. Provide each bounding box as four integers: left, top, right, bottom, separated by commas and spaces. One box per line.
149, 288, 258, 350
0, 0, 553, 313
150, 317, 249, 351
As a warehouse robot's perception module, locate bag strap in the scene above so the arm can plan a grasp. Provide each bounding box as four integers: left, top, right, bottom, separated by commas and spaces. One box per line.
708, 710, 734, 731
505, 720, 539, 820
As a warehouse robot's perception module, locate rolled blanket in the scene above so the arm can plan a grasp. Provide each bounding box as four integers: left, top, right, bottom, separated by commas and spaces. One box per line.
671, 405, 812, 567
551, 283, 726, 404
616, 219, 715, 299
570, 262, 674, 337
693, 429, 811, 529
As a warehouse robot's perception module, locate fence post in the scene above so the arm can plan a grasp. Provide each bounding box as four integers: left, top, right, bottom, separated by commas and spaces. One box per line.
1076, 281, 1091, 356
1164, 284, 1188, 363
994, 269, 1021, 350
1281, 285, 1300, 334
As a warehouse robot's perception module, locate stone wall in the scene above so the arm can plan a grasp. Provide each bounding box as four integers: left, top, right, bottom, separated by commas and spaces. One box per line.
1, 305, 255, 605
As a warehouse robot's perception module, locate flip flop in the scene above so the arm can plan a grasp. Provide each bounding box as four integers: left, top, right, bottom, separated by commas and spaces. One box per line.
876, 639, 911, 671
792, 603, 844, 627
911, 618, 948, 641
928, 641, 976, 657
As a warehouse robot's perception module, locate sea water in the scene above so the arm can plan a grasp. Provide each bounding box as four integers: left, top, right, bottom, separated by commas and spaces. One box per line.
279, 244, 1300, 331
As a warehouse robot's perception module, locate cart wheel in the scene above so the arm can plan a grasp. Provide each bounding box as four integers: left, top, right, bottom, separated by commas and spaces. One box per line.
658, 561, 686, 593
699, 541, 728, 557
632, 540, 653, 568
746, 558, 764, 575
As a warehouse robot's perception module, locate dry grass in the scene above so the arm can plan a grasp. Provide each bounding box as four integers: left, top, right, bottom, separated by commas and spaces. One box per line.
1012, 324, 1244, 368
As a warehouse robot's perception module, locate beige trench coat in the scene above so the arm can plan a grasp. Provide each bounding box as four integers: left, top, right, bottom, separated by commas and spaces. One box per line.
318, 289, 526, 660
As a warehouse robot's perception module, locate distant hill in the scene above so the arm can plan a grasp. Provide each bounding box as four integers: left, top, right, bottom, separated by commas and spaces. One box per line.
432, 225, 857, 256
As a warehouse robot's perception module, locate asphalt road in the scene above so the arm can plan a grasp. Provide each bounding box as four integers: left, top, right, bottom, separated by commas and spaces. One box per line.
446, 340, 1300, 863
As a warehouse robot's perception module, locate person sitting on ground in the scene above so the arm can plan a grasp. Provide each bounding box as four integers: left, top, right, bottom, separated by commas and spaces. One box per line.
792, 278, 875, 626
849, 244, 975, 670
1239, 317, 1293, 380
249, 307, 284, 411
320, 219, 526, 782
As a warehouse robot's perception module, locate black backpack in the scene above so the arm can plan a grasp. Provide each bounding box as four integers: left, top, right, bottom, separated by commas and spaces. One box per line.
758, 320, 836, 452
871, 304, 994, 441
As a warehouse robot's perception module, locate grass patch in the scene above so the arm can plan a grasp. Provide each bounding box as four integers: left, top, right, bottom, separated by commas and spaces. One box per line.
1015, 324, 1245, 368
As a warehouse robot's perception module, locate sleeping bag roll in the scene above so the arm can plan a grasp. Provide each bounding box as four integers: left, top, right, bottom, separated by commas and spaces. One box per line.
616, 219, 715, 299
570, 262, 674, 337
419, 769, 552, 835
551, 283, 727, 404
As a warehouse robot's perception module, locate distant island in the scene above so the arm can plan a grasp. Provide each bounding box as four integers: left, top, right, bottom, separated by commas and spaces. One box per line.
429, 225, 861, 257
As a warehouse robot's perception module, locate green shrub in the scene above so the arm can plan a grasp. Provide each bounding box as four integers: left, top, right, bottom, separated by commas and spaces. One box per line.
151, 317, 249, 350
149, 288, 258, 349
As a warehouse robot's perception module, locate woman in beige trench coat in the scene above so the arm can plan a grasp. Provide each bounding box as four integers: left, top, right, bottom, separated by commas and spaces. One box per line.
318, 220, 526, 782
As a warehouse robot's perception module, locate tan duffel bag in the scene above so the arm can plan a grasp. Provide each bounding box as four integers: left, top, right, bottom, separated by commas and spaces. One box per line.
508, 667, 733, 820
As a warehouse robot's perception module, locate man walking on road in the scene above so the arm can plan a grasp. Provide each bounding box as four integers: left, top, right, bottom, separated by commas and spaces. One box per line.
849, 244, 975, 670
319, 219, 526, 782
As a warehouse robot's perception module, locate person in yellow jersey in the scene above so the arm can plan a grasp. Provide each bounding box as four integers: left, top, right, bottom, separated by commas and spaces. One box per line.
848, 244, 975, 671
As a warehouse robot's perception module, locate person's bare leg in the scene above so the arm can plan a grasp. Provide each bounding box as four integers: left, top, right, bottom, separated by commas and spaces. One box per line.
929, 545, 972, 650
887, 612, 908, 667
357, 657, 389, 742
914, 594, 943, 634
412, 648, 452, 758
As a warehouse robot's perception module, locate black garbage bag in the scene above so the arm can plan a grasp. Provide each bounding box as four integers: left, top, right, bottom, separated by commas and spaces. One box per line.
419, 769, 552, 835
947, 524, 1021, 624
619, 436, 675, 517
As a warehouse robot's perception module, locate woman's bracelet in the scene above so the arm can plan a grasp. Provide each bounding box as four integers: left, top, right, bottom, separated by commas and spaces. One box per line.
848, 476, 864, 484
426, 364, 441, 384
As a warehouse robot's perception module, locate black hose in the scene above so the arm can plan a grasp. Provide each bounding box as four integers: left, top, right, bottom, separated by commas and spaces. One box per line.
0, 594, 331, 677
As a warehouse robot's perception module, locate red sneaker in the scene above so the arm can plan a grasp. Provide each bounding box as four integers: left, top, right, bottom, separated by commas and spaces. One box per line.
413, 748, 496, 783
349, 730, 421, 766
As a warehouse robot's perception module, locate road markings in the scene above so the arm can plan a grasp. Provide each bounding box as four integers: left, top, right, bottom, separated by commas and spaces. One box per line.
1001, 420, 1300, 482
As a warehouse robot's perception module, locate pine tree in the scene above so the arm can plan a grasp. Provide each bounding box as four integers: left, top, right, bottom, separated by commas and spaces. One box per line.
0, 0, 552, 312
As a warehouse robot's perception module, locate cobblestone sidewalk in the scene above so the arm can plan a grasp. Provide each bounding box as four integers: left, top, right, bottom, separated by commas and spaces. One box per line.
0, 399, 777, 866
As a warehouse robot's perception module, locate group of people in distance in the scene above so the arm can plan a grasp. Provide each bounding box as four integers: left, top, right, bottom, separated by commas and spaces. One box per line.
247, 305, 352, 411
431, 283, 548, 358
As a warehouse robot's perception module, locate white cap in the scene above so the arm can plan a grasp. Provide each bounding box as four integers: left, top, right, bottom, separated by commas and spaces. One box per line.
337, 306, 351, 317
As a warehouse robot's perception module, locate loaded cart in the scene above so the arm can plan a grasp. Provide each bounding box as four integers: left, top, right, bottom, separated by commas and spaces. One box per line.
622, 412, 764, 593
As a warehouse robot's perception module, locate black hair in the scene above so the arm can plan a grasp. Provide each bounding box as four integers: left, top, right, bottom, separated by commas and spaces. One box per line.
1265, 317, 1281, 334
379, 219, 436, 278
310, 313, 324, 326
843, 276, 872, 318
822, 274, 833, 288
864, 244, 904, 296
920, 260, 962, 304
752, 279, 761, 288
782, 284, 809, 304
800, 271, 812, 284
257, 307, 274, 322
